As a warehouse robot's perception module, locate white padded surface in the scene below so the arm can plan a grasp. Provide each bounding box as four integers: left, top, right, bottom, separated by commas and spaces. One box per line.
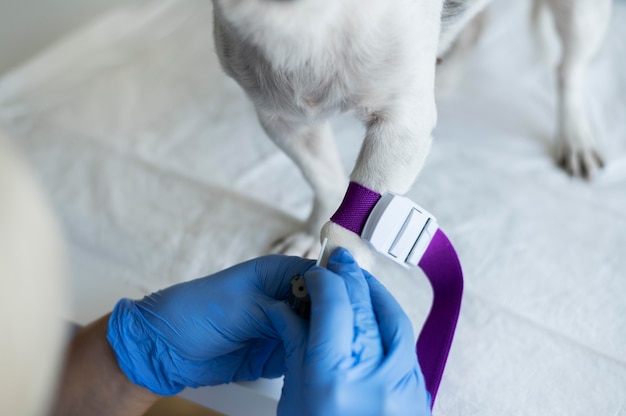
1, 0, 624, 414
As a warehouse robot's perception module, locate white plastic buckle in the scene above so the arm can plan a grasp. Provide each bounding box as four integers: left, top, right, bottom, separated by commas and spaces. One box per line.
362, 193, 438, 268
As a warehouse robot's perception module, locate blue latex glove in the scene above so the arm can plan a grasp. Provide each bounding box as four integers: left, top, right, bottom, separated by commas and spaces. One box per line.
268, 248, 432, 416
107, 255, 315, 395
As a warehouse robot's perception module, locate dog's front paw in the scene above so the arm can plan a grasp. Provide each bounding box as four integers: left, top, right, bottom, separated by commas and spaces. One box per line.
554, 139, 604, 180
270, 222, 377, 269
270, 231, 322, 259
319, 221, 376, 271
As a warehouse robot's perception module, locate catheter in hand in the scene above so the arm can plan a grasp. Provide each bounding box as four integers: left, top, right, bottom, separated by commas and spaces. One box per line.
287, 237, 327, 319
271, 248, 432, 416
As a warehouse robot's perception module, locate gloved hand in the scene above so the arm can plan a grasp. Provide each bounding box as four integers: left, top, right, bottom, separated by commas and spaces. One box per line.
106, 255, 315, 395
268, 248, 432, 416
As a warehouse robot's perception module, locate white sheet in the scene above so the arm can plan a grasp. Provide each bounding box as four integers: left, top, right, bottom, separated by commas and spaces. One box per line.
1, 0, 625, 414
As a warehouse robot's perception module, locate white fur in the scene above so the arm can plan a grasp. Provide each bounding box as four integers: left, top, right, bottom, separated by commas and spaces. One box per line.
211, 0, 612, 267
212, 0, 442, 267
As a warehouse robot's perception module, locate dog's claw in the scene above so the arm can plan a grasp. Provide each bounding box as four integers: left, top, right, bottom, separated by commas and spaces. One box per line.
555, 143, 604, 180
592, 151, 605, 170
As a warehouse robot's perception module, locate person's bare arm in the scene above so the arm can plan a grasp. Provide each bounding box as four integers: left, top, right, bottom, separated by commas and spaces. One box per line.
51, 314, 160, 416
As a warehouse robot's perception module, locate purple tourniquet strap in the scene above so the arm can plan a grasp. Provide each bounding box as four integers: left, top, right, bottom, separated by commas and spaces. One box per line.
330, 182, 463, 409
330, 182, 381, 235
418, 229, 463, 406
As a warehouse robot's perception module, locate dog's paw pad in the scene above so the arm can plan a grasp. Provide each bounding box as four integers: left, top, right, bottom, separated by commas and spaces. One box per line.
270, 232, 321, 259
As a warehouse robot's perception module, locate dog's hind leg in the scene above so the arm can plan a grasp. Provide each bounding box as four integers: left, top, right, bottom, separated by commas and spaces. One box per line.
257, 111, 348, 258
545, 0, 612, 179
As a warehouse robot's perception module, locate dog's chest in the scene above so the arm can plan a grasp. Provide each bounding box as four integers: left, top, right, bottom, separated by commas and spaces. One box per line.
213, 15, 406, 122
218, 45, 356, 122
260, 66, 350, 122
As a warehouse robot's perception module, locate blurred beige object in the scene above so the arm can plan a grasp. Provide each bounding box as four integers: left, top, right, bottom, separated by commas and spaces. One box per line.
0, 131, 67, 415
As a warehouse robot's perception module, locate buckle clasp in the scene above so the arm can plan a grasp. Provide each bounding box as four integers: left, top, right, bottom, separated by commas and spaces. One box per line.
362, 193, 438, 268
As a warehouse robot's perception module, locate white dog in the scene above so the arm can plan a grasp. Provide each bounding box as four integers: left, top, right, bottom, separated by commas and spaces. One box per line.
211, 0, 612, 266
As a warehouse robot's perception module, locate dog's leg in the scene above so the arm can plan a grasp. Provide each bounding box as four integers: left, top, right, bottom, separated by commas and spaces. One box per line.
321, 95, 439, 270
319, 5, 443, 270
545, 0, 612, 178
257, 111, 348, 258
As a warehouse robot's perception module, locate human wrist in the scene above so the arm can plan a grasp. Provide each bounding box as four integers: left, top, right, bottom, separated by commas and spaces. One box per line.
106, 299, 186, 396
52, 314, 160, 416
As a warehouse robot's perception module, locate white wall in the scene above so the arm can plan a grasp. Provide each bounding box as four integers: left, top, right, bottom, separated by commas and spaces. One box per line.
0, 0, 127, 75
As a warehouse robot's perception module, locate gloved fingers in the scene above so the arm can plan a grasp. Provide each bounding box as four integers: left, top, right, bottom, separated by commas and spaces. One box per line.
326, 248, 383, 372
230, 338, 285, 382
364, 271, 417, 364
134, 255, 314, 357
304, 267, 353, 366
266, 301, 308, 356
253, 255, 317, 300
267, 302, 308, 416
326, 248, 373, 312
258, 339, 286, 379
